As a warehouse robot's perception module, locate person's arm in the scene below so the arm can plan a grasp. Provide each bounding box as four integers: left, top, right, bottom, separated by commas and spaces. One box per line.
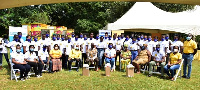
104, 53, 109, 58
58, 50, 62, 59
111, 54, 116, 58
38, 56, 44, 64
38, 46, 40, 51
147, 50, 151, 62
180, 46, 183, 54
152, 56, 157, 62
160, 56, 165, 63
173, 59, 181, 65
23, 46, 26, 54
168, 58, 171, 65
12, 58, 24, 64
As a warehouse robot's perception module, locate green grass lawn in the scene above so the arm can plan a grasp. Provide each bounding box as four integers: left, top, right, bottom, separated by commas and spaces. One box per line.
1, 57, 200, 90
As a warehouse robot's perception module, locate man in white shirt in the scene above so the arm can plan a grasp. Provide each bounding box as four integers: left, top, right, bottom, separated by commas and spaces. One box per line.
164, 34, 172, 64
159, 35, 168, 54
7, 35, 23, 53
60, 35, 67, 69
86, 33, 96, 50
148, 44, 165, 77
17, 32, 24, 43
38, 45, 52, 73
31, 36, 40, 56
72, 35, 80, 49
79, 33, 84, 41
146, 36, 155, 55
104, 43, 116, 72
171, 35, 183, 53
49, 34, 59, 51
81, 36, 88, 64
129, 37, 140, 64
0, 35, 10, 69
96, 36, 106, 69
64, 38, 73, 69
115, 36, 123, 66
38, 34, 48, 52
153, 36, 159, 52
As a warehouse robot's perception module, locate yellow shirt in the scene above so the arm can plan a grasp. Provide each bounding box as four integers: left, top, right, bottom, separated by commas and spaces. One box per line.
49, 49, 62, 58
69, 49, 82, 59
170, 53, 182, 64
183, 40, 197, 53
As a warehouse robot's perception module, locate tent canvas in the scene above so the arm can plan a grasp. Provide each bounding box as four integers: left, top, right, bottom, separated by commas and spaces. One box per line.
105, 2, 200, 35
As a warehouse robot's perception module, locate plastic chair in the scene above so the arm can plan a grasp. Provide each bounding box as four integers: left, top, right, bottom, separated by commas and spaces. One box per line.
10, 59, 20, 82
173, 59, 184, 81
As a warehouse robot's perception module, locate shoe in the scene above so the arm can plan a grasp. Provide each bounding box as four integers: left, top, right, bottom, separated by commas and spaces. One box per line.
76, 69, 79, 72
20, 78, 25, 81
186, 77, 190, 79
148, 74, 152, 77
36, 75, 40, 78
182, 76, 186, 78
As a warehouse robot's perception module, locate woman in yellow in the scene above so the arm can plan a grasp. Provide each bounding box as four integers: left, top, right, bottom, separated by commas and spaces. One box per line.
49, 44, 62, 72
164, 46, 182, 81
120, 44, 131, 72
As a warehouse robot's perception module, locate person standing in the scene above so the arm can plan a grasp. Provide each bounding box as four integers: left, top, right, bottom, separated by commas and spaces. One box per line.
182, 33, 197, 79
129, 37, 140, 64
115, 36, 123, 67
96, 36, 106, 69
0, 35, 10, 69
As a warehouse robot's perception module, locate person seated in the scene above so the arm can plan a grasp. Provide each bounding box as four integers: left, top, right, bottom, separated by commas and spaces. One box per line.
24, 45, 43, 77
86, 43, 99, 71
120, 44, 132, 72
38, 45, 53, 73
132, 44, 151, 73
11, 44, 31, 81
148, 44, 165, 77
68, 45, 82, 72
104, 43, 116, 72
164, 46, 182, 80
49, 44, 62, 72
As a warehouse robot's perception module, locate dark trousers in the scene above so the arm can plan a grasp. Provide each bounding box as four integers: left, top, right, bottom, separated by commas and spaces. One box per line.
115, 51, 121, 66
0, 53, 9, 65
68, 59, 81, 70
27, 62, 43, 75
61, 54, 67, 69
166, 53, 170, 64
40, 60, 53, 73
13, 64, 31, 78
82, 53, 87, 64
85, 58, 99, 70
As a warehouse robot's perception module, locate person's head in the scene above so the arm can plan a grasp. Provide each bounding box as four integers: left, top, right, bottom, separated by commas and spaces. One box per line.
96, 34, 99, 40
144, 35, 147, 41
42, 34, 46, 40
117, 35, 121, 40
75, 45, 79, 50
68, 38, 71, 43
16, 44, 21, 53
65, 35, 68, 40
72, 32, 75, 38
173, 46, 179, 53
124, 44, 128, 51
13, 35, 19, 42
46, 32, 50, 38
108, 43, 113, 49
141, 34, 144, 40
90, 33, 94, 38
174, 35, 179, 41
132, 37, 136, 44
61, 35, 65, 41
108, 35, 112, 40
80, 33, 83, 38
29, 45, 35, 52
156, 44, 160, 52
148, 36, 152, 41
141, 44, 147, 50
26, 35, 31, 42
186, 33, 193, 41
75, 35, 79, 41
121, 33, 124, 38
100, 36, 104, 42
34, 36, 38, 42
54, 44, 59, 50
84, 35, 87, 40
161, 34, 165, 41
165, 34, 169, 41
3, 35, 8, 39
57, 34, 60, 40
137, 35, 141, 41
17, 32, 22, 39
125, 35, 129, 41
154, 36, 158, 42
113, 34, 117, 39
105, 32, 108, 38
91, 43, 95, 49
52, 34, 56, 41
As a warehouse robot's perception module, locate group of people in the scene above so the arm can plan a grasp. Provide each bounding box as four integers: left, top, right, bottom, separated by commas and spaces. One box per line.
0, 31, 197, 81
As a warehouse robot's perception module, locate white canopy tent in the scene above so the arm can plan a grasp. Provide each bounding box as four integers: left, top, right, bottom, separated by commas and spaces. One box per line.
105, 2, 200, 35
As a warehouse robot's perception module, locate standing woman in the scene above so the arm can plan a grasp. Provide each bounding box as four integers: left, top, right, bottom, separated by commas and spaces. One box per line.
12, 44, 31, 81
25, 45, 43, 77
49, 44, 62, 72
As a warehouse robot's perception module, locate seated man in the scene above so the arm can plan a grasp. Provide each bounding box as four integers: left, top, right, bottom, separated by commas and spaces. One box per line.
132, 44, 151, 73
68, 45, 82, 72
148, 44, 165, 77
38, 45, 53, 73
104, 43, 116, 72
86, 43, 99, 71
120, 44, 132, 72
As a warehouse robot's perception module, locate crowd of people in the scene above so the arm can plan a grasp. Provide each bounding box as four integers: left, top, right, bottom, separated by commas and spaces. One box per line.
0, 32, 197, 81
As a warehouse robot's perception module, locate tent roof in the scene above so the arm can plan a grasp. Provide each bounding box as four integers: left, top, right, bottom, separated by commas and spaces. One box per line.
106, 2, 200, 35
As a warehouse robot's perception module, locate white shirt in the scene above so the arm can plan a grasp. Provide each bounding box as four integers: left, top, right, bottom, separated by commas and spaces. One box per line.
112, 39, 117, 46
31, 41, 39, 51
24, 51, 37, 61
123, 41, 130, 47
115, 40, 123, 51
23, 41, 31, 52
7, 41, 22, 52
129, 43, 140, 50
49, 40, 60, 50
20, 38, 24, 44
65, 42, 73, 55
159, 41, 167, 53
105, 48, 116, 57
171, 41, 183, 52
165, 40, 172, 53
11, 52, 25, 64
146, 41, 155, 54
72, 40, 81, 48
86, 38, 97, 49
137, 40, 145, 47
59, 40, 66, 54
38, 39, 48, 50
96, 41, 107, 49
0, 40, 9, 53
152, 51, 165, 61
80, 40, 87, 53
38, 50, 49, 60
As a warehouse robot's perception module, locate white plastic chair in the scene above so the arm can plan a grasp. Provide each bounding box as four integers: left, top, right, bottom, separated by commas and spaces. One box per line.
173, 59, 184, 81
10, 59, 20, 82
